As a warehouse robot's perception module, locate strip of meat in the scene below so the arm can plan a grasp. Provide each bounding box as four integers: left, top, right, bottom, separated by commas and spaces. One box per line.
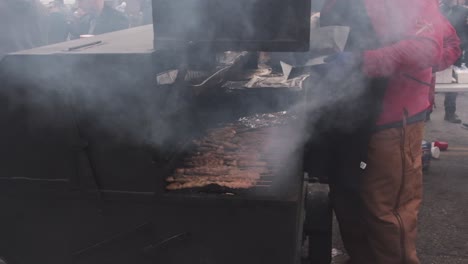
225, 160, 237, 166
238, 161, 268, 167
206, 132, 237, 140
175, 166, 232, 176
222, 142, 240, 150
198, 142, 220, 149
226, 153, 261, 160
184, 160, 224, 167
166, 176, 258, 183
207, 127, 236, 134
166, 179, 256, 190
175, 166, 259, 177
243, 167, 269, 174
197, 146, 225, 153
170, 170, 261, 180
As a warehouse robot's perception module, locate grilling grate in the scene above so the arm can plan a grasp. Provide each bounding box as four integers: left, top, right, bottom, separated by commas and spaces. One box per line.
164, 111, 300, 196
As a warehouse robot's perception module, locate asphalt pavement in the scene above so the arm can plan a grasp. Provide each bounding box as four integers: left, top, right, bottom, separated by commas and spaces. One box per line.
332, 93, 468, 264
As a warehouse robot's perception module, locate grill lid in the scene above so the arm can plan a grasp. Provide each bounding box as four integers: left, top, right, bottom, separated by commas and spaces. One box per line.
152, 0, 311, 52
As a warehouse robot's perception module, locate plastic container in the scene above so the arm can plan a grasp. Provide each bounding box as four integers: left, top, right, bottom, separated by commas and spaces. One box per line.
454, 65, 468, 83
422, 140, 432, 171
431, 146, 441, 159
433, 141, 449, 151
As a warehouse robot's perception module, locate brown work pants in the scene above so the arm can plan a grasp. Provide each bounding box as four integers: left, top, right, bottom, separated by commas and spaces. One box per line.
331, 122, 425, 264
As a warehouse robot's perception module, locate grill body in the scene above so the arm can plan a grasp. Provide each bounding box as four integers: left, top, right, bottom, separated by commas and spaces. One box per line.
0, 26, 311, 264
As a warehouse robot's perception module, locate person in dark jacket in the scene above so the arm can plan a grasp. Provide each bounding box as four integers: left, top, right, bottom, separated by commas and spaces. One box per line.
69, 0, 129, 39
46, 0, 70, 44
141, 0, 152, 25
315, 0, 460, 263
0, 0, 47, 59
440, 0, 468, 123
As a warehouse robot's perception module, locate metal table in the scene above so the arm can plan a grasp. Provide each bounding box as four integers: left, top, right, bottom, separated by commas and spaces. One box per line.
435, 83, 468, 93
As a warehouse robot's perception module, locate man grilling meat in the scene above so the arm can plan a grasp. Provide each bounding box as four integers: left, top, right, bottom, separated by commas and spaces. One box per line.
69, 0, 129, 39
310, 0, 461, 263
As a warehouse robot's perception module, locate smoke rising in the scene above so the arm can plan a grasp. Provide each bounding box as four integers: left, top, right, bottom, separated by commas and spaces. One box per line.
0, 0, 442, 193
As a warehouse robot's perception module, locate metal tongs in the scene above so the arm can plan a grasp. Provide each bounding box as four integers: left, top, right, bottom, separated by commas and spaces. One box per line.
156, 52, 251, 95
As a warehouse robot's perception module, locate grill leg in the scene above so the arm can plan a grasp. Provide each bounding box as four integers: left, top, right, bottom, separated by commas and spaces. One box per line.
304, 183, 332, 264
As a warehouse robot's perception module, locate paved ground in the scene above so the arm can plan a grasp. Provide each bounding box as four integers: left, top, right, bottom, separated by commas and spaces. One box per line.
332, 93, 468, 264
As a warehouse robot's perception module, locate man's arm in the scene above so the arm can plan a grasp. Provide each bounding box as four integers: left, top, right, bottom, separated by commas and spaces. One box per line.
435, 15, 462, 71
362, 37, 441, 77
362, 10, 445, 77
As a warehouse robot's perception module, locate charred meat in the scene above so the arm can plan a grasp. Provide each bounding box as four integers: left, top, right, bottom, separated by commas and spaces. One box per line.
166, 111, 297, 190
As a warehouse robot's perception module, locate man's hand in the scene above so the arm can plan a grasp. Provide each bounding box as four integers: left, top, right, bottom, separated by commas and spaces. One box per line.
324, 52, 361, 65
320, 52, 363, 82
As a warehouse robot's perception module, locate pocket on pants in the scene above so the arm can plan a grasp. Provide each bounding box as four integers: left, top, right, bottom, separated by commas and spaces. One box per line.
402, 122, 425, 203
406, 123, 424, 171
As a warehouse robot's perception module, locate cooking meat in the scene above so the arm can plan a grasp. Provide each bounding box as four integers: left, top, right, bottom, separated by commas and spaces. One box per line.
165, 111, 296, 191
175, 166, 232, 176
169, 170, 261, 180
166, 179, 256, 190
238, 161, 268, 167
167, 174, 260, 183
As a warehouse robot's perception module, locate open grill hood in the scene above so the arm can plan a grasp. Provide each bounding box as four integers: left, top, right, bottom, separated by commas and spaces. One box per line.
152, 0, 311, 51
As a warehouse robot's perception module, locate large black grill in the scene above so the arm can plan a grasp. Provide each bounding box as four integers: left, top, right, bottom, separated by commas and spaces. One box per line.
0, 1, 334, 262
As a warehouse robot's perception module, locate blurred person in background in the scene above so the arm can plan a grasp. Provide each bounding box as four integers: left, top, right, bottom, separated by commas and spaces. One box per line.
69, 0, 129, 39
0, 0, 47, 59
46, 0, 70, 44
115, 0, 126, 13
439, 0, 468, 123
121, 0, 153, 27
140, 0, 151, 25
123, 0, 142, 27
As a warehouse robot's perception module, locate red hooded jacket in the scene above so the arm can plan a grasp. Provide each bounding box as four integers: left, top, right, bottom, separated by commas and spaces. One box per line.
323, 0, 459, 125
